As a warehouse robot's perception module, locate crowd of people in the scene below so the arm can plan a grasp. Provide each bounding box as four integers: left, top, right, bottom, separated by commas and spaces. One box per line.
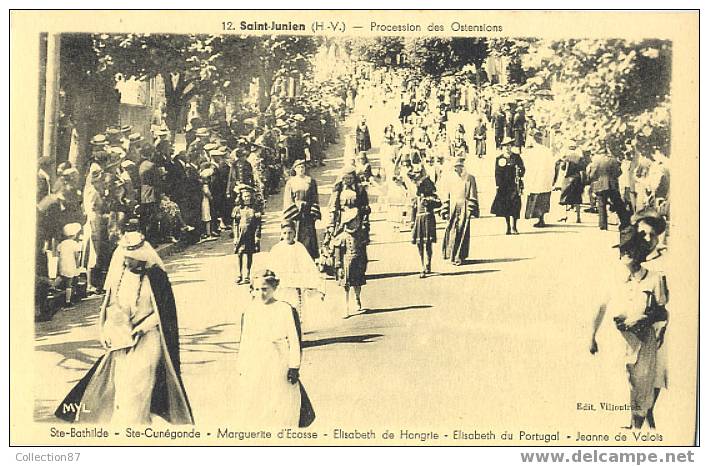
44, 59, 672, 431
35, 73, 361, 322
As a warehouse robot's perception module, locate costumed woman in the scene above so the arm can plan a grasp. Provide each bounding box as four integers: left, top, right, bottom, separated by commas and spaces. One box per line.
235, 269, 315, 428
267, 221, 325, 326
441, 157, 479, 266
283, 159, 321, 260
55, 232, 193, 425
408, 164, 441, 278
491, 137, 526, 235
553, 143, 585, 224
590, 225, 669, 429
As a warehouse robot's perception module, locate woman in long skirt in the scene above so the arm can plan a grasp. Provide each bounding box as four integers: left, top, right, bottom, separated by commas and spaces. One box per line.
235, 270, 304, 428
590, 226, 669, 429
56, 232, 193, 425
491, 139, 526, 235
283, 159, 321, 259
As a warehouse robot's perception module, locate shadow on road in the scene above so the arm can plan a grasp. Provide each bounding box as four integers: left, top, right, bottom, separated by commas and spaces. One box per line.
464, 257, 531, 265
303, 333, 383, 349
362, 304, 433, 315
431, 268, 500, 277
366, 271, 421, 280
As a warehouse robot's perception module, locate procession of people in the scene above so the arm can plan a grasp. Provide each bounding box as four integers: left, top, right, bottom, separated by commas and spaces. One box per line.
39, 55, 673, 431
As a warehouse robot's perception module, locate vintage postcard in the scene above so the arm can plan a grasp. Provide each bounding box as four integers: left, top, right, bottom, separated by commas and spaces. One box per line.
9, 10, 699, 446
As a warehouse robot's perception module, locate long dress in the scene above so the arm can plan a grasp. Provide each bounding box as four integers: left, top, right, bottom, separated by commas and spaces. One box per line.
55, 266, 193, 425
523, 142, 555, 219
442, 173, 479, 263
355, 124, 372, 153
283, 175, 320, 259
235, 299, 301, 428
474, 123, 487, 156
491, 153, 525, 219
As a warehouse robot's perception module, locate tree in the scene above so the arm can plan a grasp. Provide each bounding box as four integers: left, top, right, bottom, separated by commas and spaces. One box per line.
58, 34, 120, 171
347, 37, 405, 68
403, 37, 488, 77
487, 38, 537, 84
249, 36, 317, 111
94, 33, 243, 132
524, 39, 671, 155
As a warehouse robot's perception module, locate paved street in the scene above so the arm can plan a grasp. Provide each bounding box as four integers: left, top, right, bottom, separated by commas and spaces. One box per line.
34, 107, 686, 440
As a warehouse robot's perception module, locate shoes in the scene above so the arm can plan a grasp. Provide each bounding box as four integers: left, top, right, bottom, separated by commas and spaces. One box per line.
505, 230, 512, 235
242, 278, 250, 285
558, 217, 568, 223
419, 271, 427, 279
211, 232, 220, 237
512, 229, 520, 235
235, 277, 243, 285
533, 222, 545, 228
182, 225, 196, 233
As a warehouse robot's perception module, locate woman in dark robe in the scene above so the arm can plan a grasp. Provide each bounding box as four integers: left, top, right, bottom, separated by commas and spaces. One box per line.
283, 159, 321, 259
55, 232, 193, 425
473, 117, 487, 158
491, 138, 526, 235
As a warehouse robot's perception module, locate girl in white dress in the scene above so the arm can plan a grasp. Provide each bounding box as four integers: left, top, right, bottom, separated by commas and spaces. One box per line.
235, 270, 302, 428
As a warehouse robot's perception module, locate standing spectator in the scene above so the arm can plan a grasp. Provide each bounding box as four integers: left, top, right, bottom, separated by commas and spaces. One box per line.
200, 167, 216, 240
473, 117, 487, 158
37, 156, 53, 202
588, 145, 630, 230
56, 223, 82, 308
138, 150, 161, 243
493, 107, 506, 149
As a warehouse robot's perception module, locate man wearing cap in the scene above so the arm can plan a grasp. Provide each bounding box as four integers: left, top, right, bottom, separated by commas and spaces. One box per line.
588, 145, 630, 230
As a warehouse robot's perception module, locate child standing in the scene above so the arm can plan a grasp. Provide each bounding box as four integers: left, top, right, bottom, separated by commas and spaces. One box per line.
56, 223, 82, 308
232, 186, 262, 285
200, 168, 214, 240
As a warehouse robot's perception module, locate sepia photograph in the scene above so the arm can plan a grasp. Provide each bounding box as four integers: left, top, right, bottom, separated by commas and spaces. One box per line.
9, 9, 699, 448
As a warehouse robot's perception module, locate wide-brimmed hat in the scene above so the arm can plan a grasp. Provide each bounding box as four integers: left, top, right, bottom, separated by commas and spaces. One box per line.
120, 231, 145, 251
105, 126, 121, 136
154, 127, 170, 137
195, 128, 210, 137
62, 223, 82, 238
275, 119, 288, 128
128, 133, 143, 143
632, 208, 667, 235
120, 125, 133, 134
453, 157, 466, 168
292, 159, 306, 169
90, 134, 108, 146
200, 168, 215, 178
209, 148, 227, 157
612, 226, 641, 251
274, 108, 287, 119
203, 143, 219, 152
293, 114, 306, 122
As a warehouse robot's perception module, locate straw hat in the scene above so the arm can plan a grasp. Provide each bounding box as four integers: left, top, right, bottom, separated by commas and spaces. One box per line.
62, 223, 81, 238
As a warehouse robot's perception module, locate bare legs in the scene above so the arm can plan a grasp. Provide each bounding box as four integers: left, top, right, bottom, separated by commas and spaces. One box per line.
505, 217, 519, 235
344, 285, 363, 317
236, 253, 253, 284
417, 242, 433, 277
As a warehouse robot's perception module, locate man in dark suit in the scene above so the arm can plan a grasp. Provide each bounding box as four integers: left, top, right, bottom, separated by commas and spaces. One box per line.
587, 146, 630, 230
493, 109, 506, 149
